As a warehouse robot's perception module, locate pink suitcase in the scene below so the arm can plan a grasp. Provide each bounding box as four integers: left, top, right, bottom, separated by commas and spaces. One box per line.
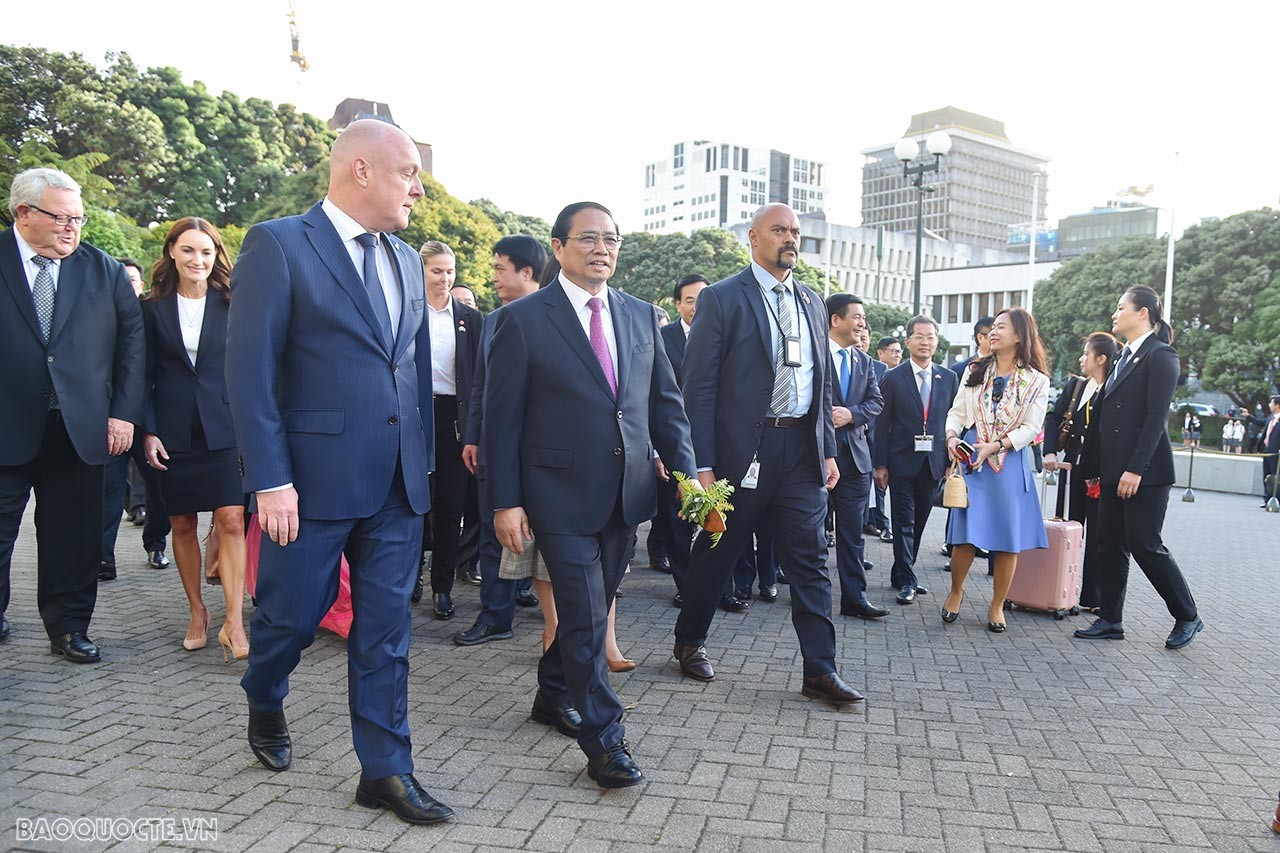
1004, 467, 1083, 620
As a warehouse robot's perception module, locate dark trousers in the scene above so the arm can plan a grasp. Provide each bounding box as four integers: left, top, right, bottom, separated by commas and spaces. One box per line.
888, 463, 940, 590
536, 502, 634, 759
473, 463, 530, 632
869, 482, 889, 532
1095, 483, 1197, 625
242, 463, 421, 779
648, 472, 693, 592
428, 396, 466, 595
829, 453, 871, 607
128, 441, 170, 552
1057, 473, 1101, 608
675, 422, 837, 676
0, 412, 104, 638
1264, 453, 1278, 497
125, 456, 146, 512
101, 454, 130, 564
731, 525, 776, 594
458, 474, 480, 573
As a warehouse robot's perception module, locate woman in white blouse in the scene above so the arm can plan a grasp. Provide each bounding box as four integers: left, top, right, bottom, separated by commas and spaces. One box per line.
140, 218, 247, 660
942, 308, 1051, 633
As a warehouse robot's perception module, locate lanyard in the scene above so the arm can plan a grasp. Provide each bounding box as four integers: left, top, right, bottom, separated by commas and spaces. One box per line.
759, 281, 806, 350
917, 366, 934, 426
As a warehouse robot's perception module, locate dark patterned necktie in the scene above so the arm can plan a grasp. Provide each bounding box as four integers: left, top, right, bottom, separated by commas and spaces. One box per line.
30, 255, 55, 342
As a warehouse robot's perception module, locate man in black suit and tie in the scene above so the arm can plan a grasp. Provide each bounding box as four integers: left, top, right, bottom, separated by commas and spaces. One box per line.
1075, 285, 1201, 649
824, 294, 887, 619
1260, 396, 1280, 505
416, 241, 483, 620
873, 316, 957, 605
452, 235, 545, 646
485, 201, 697, 788
0, 168, 144, 658
649, 273, 707, 604
674, 203, 863, 707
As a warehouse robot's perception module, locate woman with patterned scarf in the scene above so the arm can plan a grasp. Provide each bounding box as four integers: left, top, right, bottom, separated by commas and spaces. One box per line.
941, 307, 1050, 633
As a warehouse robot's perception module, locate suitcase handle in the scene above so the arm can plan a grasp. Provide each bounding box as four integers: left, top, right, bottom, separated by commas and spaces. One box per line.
1042, 463, 1071, 521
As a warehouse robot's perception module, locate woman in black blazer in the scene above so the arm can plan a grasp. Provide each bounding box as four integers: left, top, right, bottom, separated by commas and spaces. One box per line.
1073, 285, 1201, 649
1042, 332, 1120, 612
141, 218, 248, 660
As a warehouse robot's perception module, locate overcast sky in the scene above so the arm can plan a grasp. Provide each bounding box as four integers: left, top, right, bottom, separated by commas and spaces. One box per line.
9, 0, 1278, 235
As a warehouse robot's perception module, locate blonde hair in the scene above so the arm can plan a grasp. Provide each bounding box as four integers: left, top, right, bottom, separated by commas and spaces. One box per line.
419, 240, 454, 261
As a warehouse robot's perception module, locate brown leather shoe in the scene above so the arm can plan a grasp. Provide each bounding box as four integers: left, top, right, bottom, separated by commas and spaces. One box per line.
801, 672, 864, 706
1272, 790, 1280, 834
673, 643, 714, 682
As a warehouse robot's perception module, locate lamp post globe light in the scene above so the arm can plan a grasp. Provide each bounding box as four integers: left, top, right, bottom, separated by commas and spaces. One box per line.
897, 131, 951, 316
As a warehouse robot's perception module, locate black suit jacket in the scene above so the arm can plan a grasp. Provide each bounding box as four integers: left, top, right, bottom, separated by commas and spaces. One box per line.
0, 228, 144, 466
830, 346, 883, 474
660, 321, 687, 385
682, 266, 837, 485
1263, 413, 1280, 455
483, 281, 696, 534
141, 292, 236, 452
1086, 335, 1178, 487
446, 299, 483, 439
872, 360, 958, 481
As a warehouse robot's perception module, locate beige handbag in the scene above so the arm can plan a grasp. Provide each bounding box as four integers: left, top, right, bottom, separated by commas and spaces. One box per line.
942, 462, 969, 509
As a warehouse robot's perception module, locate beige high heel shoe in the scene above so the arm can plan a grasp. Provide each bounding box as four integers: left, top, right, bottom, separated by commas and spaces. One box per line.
217, 624, 249, 662
183, 607, 209, 651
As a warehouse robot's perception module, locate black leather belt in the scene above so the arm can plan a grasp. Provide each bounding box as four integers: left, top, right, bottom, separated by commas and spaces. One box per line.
764, 416, 808, 428
433, 395, 457, 402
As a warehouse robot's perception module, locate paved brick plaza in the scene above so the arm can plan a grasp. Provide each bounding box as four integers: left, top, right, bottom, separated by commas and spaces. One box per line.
2, 486, 1278, 852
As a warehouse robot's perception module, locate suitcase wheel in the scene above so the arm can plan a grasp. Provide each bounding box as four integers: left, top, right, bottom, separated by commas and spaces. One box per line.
1003, 599, 1013, 611
1069, 606, 1080, 616
1053, 610, 1066, 620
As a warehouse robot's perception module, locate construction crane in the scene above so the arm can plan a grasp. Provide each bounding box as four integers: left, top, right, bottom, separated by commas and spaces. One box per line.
287, 0, 310, 72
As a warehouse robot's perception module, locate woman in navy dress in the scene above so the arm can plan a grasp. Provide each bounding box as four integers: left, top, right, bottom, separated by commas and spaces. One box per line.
141, 218, 248, 660
941, 307, 1050, 633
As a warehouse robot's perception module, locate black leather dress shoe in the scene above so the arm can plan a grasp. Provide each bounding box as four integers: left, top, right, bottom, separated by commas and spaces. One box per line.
50, 632, 100, 662
650, 556, 673, 574
355, 773, 454, 825
863, 523, 881, 536
248, 706, 292, 771
1073, 619, 1125, 641
758, 585, 778, 602
130, 507, 147, 526
147, 550, 170, 569
864, 560, 874, 571
801, 672, 865, 706
776, 569, 789, 585
530, 690, 582, 737
841, 597, 889, 619
672, 593, 683, 608
0, 614, 9, 642
1165, 618, 1204, 650
452, 622, 513, 646
825, 532, 836, 549
587, 740, 644, 789
433, 593, 454, 620
879, 530, 894, 543
456, 566, 481, 585
411, 571, 424, 605
515, 588, 539, 608
719, 595, 750, 613
97, 561, 116, 581
896, 585, 916, 605
673, 642, 714, 682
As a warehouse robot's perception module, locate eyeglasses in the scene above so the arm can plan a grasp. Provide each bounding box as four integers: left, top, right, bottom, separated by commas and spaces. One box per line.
27, 205, 88, 228
564, 233, 623, 251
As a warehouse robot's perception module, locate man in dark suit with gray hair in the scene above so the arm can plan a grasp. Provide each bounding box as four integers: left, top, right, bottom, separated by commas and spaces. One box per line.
0, 167, 143, 660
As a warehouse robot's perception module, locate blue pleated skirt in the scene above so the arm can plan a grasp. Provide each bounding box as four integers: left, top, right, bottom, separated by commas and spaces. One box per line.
946, 428, 1048, 554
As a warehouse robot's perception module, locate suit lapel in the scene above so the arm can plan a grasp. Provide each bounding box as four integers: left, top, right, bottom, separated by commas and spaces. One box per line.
301, 204, 390, 357
739, 268, 773, 361
1102, 335, 1153, 399
608, 289, 631, 398
544, 283, 616, 400
387, 238, 415, 362
0, 230, 42, 342
48, 249, 83, 344
157, 293, 193, 372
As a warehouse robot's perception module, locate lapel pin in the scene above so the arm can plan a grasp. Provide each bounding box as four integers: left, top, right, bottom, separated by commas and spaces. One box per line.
800, 291, 810, 304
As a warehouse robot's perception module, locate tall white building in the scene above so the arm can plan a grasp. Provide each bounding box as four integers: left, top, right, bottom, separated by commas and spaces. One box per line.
728, 214, 1022, 311
642, 140, 825, 234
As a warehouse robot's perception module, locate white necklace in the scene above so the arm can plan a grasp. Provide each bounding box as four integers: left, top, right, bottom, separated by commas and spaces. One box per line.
178, 293, 204, 328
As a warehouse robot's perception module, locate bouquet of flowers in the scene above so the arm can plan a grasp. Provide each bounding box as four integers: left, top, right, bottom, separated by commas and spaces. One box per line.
672, 471, 734, 547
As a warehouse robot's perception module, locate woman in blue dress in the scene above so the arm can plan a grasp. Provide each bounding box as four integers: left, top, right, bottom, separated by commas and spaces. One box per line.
941, 307, 1050, 633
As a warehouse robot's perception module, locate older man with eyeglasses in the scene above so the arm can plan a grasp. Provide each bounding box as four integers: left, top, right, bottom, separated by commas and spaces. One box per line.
0, 168, 144, 659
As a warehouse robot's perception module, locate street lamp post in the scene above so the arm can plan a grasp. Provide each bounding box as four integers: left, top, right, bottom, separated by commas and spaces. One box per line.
895, 131, 951, 317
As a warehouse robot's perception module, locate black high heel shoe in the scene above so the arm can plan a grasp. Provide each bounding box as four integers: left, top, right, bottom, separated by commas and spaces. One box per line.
987, 620, 1007, 633
941, 592, 963, 624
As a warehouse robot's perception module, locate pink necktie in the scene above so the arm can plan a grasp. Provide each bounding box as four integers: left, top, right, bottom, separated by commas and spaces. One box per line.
587, 297, 617, 397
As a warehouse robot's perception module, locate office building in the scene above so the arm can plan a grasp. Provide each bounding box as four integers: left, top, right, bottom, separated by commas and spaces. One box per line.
920, 260, 1061, 364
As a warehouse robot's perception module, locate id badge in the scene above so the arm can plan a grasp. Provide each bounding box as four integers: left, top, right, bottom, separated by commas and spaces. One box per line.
914, 434, 933, 453
741, 455, 761, 489
784, 336, 802, 367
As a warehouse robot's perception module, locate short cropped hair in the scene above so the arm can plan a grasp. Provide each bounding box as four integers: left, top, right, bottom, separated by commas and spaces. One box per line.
8, 167, 81, 216
876, 336, 898, 352
824, 292, 863, 324
673, 273, 710, 302
493, 234, 546, 279
905, 315, 938, 338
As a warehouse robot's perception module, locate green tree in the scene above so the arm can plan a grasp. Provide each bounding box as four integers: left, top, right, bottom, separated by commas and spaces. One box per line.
399, 175, 501, 308
611, 228, 751, 317
469, 198, 551, 245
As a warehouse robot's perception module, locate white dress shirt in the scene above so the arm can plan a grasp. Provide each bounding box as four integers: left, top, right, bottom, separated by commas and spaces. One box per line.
321, 197, 402, 337
559, 272, 618, 378
177, 293, 206, 367
427, 296, 457, 395
750, 260, 813, 417
13, 229, 61, 293
680, 318, 691, 339
1120, 328, 1154, 363
828, 337, 852, 396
